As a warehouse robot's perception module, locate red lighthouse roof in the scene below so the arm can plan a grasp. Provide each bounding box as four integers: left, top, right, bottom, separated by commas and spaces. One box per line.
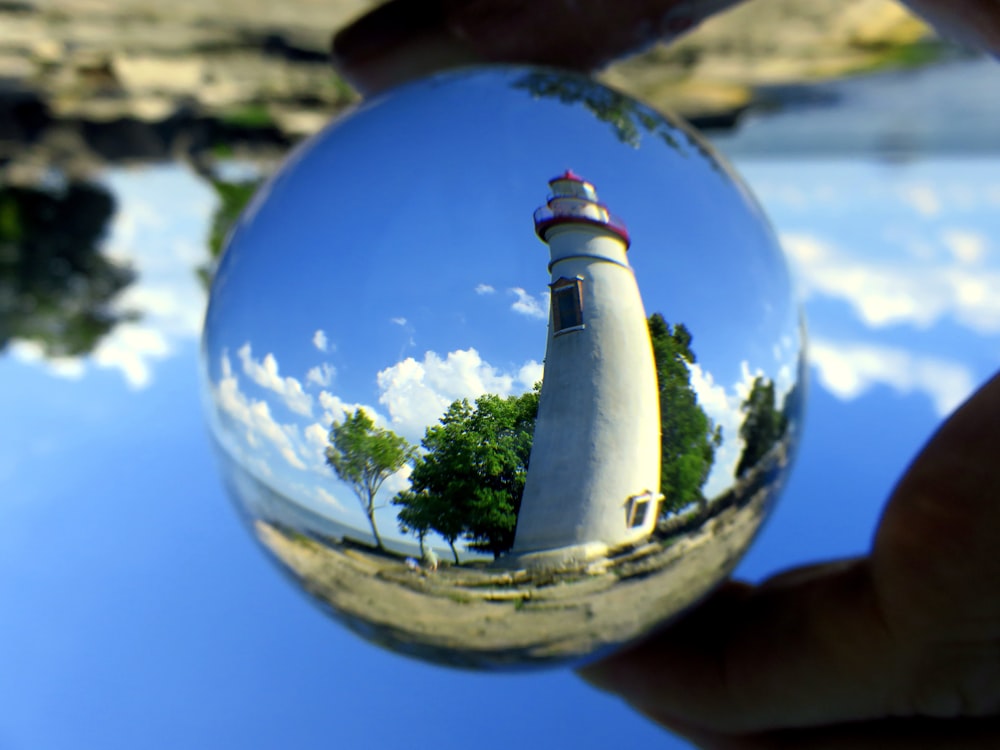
552, 169, 585, 183
534, 171, 630, 248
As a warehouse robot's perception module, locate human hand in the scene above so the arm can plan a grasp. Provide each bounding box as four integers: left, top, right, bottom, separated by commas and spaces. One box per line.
580, 370, 1000, 748
329, 1, 1000, 746
330, 0, 1000, 98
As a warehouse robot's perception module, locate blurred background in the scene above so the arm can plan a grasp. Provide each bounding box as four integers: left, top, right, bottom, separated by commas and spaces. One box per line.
1, 1, 998, 748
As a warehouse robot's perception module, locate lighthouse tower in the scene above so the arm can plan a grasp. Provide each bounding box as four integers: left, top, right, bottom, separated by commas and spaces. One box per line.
509, 171, 662, 569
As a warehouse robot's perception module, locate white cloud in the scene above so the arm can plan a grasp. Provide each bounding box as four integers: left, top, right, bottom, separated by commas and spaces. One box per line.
686, 360, 780, 500
940, 229, 987, 265
304, 422, 329, 454
306, 363, 336, 388
376, 347, 538, 441
509, 287, 549, 320
314, 486, 347, 513
809, 339, 975, 417
899, 182, 941, 217
781, 232, 1000, 333
212, 351, 309, 471
317, 390, 382, 431
237, 343, 313, 417
9, 341, 86, 381
475, 283, 496, 295
517, 360, 545, 389
687, 363, 744, 499
390, 317, 407, 327
381, 463, 414, 498
14, 173, 212, 388
91, 324, 171, 389
313, 329, 329, 353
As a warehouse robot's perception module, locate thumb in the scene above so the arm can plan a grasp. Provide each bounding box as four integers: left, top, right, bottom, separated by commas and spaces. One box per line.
581, 371, 1000, 734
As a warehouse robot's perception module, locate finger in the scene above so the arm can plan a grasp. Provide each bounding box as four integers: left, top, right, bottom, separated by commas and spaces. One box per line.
331, 0, 746, 96
674, 716, 1000, 750
579, 371, 1000, 734
901, 0, 1000, 55
870, 369, 1000, 715
580, 558, 899, 734
330, 1, 480, 98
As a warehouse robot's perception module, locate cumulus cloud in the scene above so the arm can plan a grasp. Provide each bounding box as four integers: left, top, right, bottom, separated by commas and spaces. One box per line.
304, 422, 329, 454
517, 360, 545, 389
237, 343, 313, 417
475, 283, 496, 295
9, 341, 86, 381
314, 486, 347, 513
390, 317, 407, 327
781, 232, 1000, 333
941, 229, 987, 265
316, 390, 382, 430
898, 182, 941, 217
313, 329, 329, 353
212, 351, 309, 471
509, 288, 549, 320
376, 348, 540, 441
809, 339, 975, 417
686, 360, 778, 500
306, 363, 336, 388
92, 324, 171, 388
14, 176, 213, 387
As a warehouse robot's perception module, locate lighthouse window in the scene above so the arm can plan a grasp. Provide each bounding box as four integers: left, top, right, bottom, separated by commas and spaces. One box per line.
627, 493, 652, 529
551, 278, 583, 334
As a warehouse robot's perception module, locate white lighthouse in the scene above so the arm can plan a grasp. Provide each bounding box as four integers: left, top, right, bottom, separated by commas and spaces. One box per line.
509, 171, 662, 569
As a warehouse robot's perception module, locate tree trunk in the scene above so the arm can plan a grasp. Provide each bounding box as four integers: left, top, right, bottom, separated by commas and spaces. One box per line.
366, 509, 384, 550
419, 532, 426, 557
448, 539, 459, 564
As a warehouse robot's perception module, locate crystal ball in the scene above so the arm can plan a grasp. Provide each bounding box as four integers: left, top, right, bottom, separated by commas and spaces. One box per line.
201, 66, 805, 669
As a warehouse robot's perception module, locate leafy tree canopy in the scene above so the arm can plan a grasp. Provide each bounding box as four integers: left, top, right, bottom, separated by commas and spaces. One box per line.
326, 408, 415, 550
648, 313, 721, 513
735, 376, 788, 478
394, 387, 540, 560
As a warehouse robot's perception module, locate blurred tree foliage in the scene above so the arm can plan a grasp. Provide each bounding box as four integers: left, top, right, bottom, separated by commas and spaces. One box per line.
199, 177, 262, 287
735, 375, 788, 478
647, 313, 721, 514
0, 180, 133, 357
394, 387, 540, 561
512, 70, 682, 151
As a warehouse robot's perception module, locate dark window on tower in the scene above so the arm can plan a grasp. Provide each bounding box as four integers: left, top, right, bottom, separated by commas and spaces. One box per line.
628, 498, 649, 529
551, 278, 583, 334
626, 491, 656, 529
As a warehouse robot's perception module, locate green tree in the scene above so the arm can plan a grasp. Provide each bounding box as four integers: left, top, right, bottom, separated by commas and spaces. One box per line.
735, 376, 788, 478
648, 314, 721, 514
395, 487, 464, 563
0, 181, 133, 357
396, 388, 540, 560
326, 408, 415, 551
198, 178, 262, 287
513, 71, 684, 151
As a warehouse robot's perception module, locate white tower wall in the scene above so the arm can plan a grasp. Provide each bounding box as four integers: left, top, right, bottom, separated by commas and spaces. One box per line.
510, 218, 661, 567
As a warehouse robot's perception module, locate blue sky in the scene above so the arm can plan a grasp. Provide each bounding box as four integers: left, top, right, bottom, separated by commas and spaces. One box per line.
3, 73, 1000, 748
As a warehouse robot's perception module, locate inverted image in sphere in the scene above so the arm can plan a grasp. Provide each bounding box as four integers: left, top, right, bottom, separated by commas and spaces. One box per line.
201, 66, 805, 669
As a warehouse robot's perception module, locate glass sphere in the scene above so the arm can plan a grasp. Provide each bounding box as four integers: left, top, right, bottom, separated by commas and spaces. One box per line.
201, 66, 805, 669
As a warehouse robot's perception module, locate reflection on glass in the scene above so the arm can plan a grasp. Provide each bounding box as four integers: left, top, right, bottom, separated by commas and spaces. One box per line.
201, 66, 805, 669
